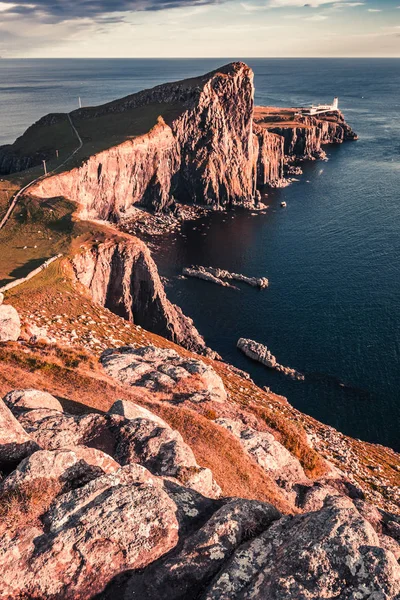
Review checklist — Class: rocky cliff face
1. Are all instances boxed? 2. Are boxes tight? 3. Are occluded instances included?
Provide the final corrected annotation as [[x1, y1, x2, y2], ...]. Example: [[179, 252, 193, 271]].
[[31, 63, 259, 218], [32, 117, 181, 220], [270, 111, 357, 160], [72, 237, 214, 357], [253, 124, 285, 187]]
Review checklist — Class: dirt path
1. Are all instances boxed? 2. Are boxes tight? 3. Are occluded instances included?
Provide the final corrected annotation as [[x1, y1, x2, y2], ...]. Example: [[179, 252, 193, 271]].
[[0, 113, 83, 231]]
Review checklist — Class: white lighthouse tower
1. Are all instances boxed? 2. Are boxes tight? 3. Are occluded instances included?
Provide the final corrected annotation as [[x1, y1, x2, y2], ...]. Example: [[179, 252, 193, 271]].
[[332, 97, 339, 111]]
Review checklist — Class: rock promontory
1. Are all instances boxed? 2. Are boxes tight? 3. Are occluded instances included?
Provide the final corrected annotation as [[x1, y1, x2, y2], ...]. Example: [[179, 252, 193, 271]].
[[1, 62, 356, 220]]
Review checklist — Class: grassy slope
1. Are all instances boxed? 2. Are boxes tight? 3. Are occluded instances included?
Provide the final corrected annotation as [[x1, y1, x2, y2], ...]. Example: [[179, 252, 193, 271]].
[[0, 99, 184, 287], [3, 264, 399, 514]]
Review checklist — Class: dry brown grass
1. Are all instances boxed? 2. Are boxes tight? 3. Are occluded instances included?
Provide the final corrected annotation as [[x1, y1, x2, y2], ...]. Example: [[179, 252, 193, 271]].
[[0, 342, 294, 513], [0, 478, 61, 535], [251, 405, 327, 479]]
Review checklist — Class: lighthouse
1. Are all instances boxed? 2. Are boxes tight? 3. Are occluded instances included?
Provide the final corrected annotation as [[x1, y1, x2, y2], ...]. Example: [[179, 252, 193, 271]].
[[333, 97, 339, 111]]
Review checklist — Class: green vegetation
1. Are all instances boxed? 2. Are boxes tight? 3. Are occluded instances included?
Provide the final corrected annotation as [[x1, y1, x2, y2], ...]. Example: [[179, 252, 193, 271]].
[[0, 194, 101, 287]]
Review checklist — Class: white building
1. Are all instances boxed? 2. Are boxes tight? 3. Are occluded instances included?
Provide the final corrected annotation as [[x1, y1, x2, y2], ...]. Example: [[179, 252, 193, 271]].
[[301, 97, 339, 116]]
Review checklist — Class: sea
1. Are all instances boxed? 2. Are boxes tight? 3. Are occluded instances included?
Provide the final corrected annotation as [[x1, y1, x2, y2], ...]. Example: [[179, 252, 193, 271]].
[[0, 58, 399, 451]]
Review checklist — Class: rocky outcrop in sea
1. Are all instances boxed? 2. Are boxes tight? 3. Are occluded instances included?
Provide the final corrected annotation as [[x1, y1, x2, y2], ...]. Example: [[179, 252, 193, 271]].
[[237, 337, 305, 380], [183, 266, 269, 289]]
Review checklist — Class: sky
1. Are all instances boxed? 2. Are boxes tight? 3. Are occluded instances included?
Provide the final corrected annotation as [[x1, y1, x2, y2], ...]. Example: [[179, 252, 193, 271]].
[[0, 0, 399, 58]]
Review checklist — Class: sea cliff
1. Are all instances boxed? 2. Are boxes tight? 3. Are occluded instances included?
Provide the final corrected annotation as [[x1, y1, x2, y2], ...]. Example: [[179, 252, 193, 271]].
[[3, 63, 356, 221], [72, 237, 214, 357]]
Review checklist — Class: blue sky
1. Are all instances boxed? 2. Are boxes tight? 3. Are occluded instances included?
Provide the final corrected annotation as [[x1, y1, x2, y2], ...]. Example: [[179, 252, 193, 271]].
[[0, 0, 399, 57]]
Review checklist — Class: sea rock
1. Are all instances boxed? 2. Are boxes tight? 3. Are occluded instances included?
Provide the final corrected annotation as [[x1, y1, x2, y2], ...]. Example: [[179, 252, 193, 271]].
[[237, 337, 304, 381], [109, 399, 169, 428], [101, 345, 227, 403], [72, 238, 216, 358], [125, 499, 281, 600], [0, 465, 180, 600], [203, 496, 400, 600], [0, 398, 39, 470], [183, 266, 238, 289], [1, 446, 120, 494], [0, 304, 21, 342], [4, 388, 63, 413], [183, 266, 268, 289], [16, 405, 221, 498], [216, 418, 306, 490]]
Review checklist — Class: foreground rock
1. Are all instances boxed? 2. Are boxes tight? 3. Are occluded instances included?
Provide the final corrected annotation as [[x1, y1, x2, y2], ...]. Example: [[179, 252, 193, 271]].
[[1, 387, 399, 600], [237, 337, 305, 381], [0, 398, 38, 471], [124, 499, 281, 600], [203, 496, 400, 600], [101, 345, 227, 403], [216, 418, 306, 492], [0, 303, 21, 342], [0, 465, 180, 600], [1, 447, 120, 494], [109, 399, 169, 428], [11, 397, 221, 498], [183, 266, 269, 290]]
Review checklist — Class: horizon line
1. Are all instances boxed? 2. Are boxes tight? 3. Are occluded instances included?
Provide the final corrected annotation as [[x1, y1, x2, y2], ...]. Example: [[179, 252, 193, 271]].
[[2, 56, 400, 60]]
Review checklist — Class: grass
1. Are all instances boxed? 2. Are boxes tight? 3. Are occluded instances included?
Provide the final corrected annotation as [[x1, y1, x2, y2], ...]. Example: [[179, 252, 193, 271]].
[[0, 341, 293, 513], [0, 478, 62, 535]]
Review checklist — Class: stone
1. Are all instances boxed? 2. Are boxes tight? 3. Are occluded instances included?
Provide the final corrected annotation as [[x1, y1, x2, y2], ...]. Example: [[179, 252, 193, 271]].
[[203, 496, 400, 600], [101, 345, 227, 403], [125, 499, 280, 600], [183, 266, 268, 289], [237, 337, 304, 380], [4, 388, 63, 413], [1, 446, 120, 494], [109, 399, 169, 428], [216, 418, 306, 490], [16, 406, 221, 498], [0, 398, 39, 470], [0, 304, 21, 341], [0, 465, 179, 600]]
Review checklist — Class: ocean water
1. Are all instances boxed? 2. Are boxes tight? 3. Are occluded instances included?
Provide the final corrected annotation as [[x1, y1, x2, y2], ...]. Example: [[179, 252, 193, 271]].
[[1, 58, 399, 450]]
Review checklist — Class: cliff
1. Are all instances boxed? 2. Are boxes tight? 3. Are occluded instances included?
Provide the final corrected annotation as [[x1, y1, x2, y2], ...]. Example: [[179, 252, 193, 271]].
[[72, 237, 214, 357], [254, 106, 358, 161], [21, 63, 260, 218], [9, 62, 355, 220]]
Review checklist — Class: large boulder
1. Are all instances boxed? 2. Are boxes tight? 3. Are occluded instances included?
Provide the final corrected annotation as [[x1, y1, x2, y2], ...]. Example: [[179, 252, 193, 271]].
[[0, 398, 39, 470], [125, 499, 281, 600], [4, 388, 63, 413], [202, 496, 400, 600], [0, 304, 21, 342], [1, 447, 120, 495], [109, 399, 169, 428], [101, 345, 227, 404], [0, 465, 180, 600], [216, 418, 306, 491], [16, 406, 221, 498]]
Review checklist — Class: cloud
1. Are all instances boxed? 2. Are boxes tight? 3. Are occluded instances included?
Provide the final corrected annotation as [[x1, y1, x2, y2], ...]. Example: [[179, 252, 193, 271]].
[[1, 0, 217, 22], [266, 0, 364, 6], [367, 8, 381, 11], [305, 13, 328, 19]]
